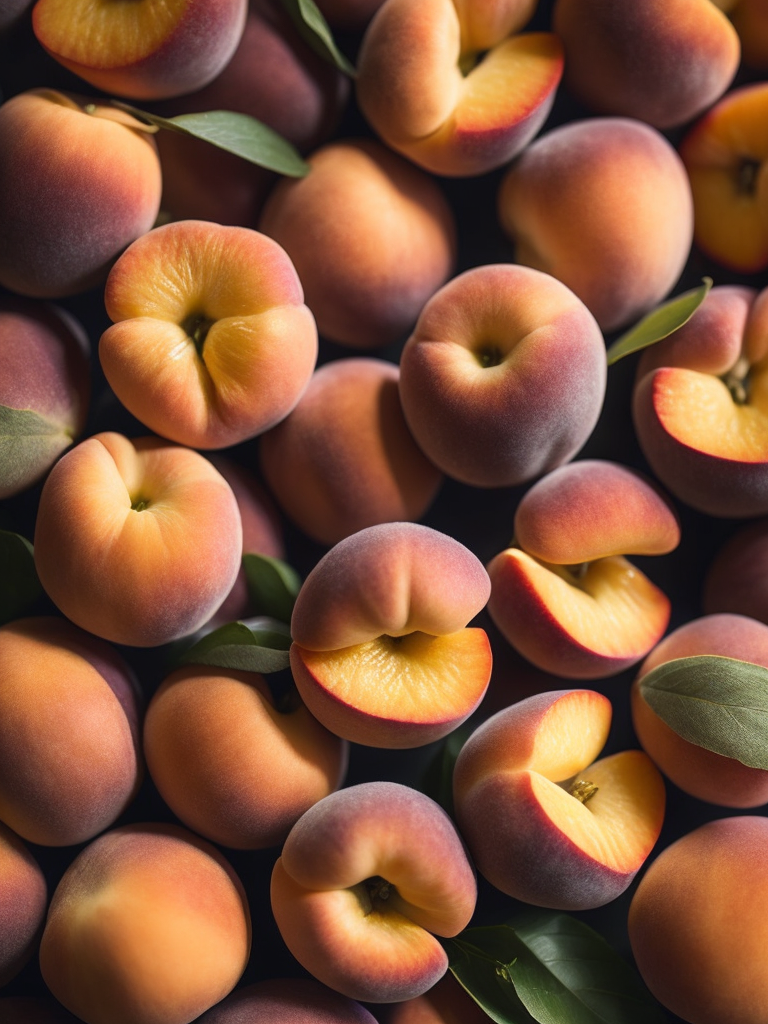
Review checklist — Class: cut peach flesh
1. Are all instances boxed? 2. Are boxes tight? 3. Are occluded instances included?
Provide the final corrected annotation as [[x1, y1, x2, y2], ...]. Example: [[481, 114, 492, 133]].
[[295, 628, 490, 724], [34, 0, 188, 66], [654, 364, 768, 460], [528, 750, 664, 871], [529, 691, 611, 780]]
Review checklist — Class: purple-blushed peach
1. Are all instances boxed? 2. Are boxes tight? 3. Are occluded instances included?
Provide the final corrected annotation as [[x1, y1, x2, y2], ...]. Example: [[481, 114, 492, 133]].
[[552, 0, 739, 128], [356, 0, 563, 176], [39, 823, 251, 1024], [0, 616, 142, 846], [100, 220, 318, 450], [487, 460, 679, 679], [703, 517, 768, 622], [33, 433, 243, 647], [143, 664, 348, 849], [497, 117, 694, 332], [258, 138, 456, 349], [632, 613, 768, 807], [0, 297, 90, 499], [270, 781, 477, 1002], [0, 821, 47, 986], [32, 0, 247, 100], [632, 284, 768, 518], [260, 358, 443, 545], [194, 978, 379, 1023], [289, 522, 492, 747], [398, 264, 606, 487], [453, 689, 666, 909], [629, 816, 768, 1024], [0, 90, 162, 299]]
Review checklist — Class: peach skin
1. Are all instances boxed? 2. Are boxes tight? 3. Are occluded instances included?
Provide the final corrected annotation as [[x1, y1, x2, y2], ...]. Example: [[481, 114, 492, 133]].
[[194, 978, 379, 1023], [39, 823, 251, 1024], [289, 522, 492, 747], [632, 284, 768, 517], [497, 117, 694, 332], [632, 613, 768, 807], [143, 664, 348, 849], [629, 816, 768, 1024], [32, 0, 247, 100], [379, 972, 490, 1024], [260, 357, 443, 545], [703, 517, 768, 622], [552, 0, 739, 129], [0, 297, 90, 499], [33, 433, 243, 647], [270, 781, 477, 1003], [453, 689, 666, 909], [398, 264, 606, 487], [0, 821, 47, 987], [258, 138, 456, 349], [355, 0, 563, 176], [100, 219, 318, 450], [0, 616, 142, 847], [0, 89, 161, 299], [487, 460, 679, 679]]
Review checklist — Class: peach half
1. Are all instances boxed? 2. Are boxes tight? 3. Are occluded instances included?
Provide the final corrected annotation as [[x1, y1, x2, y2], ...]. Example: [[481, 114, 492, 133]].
[[356, 0, 563, 176], [289, 522, 492, 747], [32, 0, 247, 100], [487, 461, 679, 679], [33, 433, 243, 647], [632, 284, 768, 517], [398, 264, 606, 488], [100, 220, 318, 449], [270, 781, 477, 1003], [453, 689, 666, 909]]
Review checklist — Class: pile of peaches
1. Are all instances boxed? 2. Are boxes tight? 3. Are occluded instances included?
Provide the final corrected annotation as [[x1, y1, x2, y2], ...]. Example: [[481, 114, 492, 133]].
[[3, 0, 768, 1022]]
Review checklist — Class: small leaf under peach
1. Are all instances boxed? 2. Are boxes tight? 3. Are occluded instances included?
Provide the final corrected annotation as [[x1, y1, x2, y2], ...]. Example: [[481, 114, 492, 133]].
[[606, 277, 712, 365], [180, 619, 292, 674]]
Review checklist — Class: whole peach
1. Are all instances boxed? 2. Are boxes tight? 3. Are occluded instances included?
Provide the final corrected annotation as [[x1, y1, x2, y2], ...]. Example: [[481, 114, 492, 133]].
[[0, 821, 47, 986], [195, 978, 379, 1022], [703, 517, 768, 622]]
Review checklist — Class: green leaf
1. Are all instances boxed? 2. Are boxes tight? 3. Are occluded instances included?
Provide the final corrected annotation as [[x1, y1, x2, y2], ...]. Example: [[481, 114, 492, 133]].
[[243, 553, 302, 625], [111, 103, 311, 177], [0, 530, 42, 626], [638, 654, 768, 769], [179, 619, 292, 674], [420, 722, 473, 816], [446, 929, 536, 1024], [0, 405, 72, 495], [605, 277, 712, 366], [279, 0, 357, 76]]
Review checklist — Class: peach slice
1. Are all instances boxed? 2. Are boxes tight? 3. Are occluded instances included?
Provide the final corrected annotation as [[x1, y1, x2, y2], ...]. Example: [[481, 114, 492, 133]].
[[270, 781, 477, 1003], [453, 689, 666, 909]]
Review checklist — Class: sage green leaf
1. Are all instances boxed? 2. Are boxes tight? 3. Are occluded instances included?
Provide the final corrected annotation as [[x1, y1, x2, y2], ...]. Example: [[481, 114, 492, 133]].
[[605, 277, 712, 366], [0, 405, 72, 496], [279, 0, 357, 76], [243, 553, 302, 625], [445, 928, 537, 1024], [638, 654, 768, 769], [112, 103, 310, 177], [0, 530, 42, 626], [180, 619, 292, 674]]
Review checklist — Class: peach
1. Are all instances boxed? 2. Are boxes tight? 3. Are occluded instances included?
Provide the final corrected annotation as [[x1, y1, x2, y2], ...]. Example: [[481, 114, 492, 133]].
[[703, 517, 768, 622], [100, 220, 318, 449], [143, 664, 348, 849], [33, 433, 243, 647], [32, 0, 247, 100], [258, 138, 456, 349], [39, 823, 251, 1024], [552, 0, 739, 129], [487, 460, 679, 679], [497, 117, 694, 332], [194, 978, 379, 1022], [398, 264, 606, 487], [628, 816, 768, 1024], [0, 821, 47, 986], [289, 522, 492, 747], [378, 972, 492, 1024], [260, 358, 443, 545], [0, 616, 142, 846], [632, 284, 768, 517], [270, 781, 477, 1002], [0, 89, 161, 298], [632, 613, 768, 807], [355, 0, 563, 177], [454, 689, 666, 909], [679, 82, 768, 273], [0, 297, 90, 499]]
